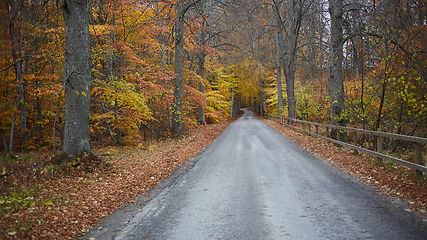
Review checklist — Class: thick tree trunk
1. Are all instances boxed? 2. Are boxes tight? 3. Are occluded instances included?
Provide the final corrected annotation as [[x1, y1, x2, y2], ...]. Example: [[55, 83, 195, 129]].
[[172, 0, 185, 134], [283, 1, 301, 121], [285, 0, 311, 121], [61, 0, 92, 157], [328, 0, 346, 138]]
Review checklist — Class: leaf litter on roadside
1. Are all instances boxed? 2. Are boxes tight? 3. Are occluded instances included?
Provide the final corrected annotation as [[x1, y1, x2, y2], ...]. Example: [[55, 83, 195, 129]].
[[0, 119, 233, 239], [263, 118, 427, 219]]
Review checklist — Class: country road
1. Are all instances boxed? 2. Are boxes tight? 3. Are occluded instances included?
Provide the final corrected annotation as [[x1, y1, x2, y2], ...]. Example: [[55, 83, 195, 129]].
[[112, 109, 426, 239]]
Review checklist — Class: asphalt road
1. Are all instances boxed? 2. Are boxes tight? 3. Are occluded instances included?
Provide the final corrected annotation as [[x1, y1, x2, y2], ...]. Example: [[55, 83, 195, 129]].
[[113, 109, 426, 239]]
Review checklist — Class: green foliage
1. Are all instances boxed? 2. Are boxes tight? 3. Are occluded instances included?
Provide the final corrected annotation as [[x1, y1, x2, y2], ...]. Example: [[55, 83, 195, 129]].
[[0, 191, 37, 212], [380, 160, 398, 170]]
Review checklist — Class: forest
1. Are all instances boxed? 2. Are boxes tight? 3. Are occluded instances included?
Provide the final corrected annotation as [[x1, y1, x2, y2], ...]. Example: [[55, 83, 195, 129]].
[[1, 0, 427, 238], [0, 0, 426, 156]]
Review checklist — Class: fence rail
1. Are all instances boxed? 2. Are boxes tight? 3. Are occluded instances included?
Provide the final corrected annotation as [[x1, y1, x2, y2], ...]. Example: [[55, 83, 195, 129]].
[[265, 113, 427, 175]]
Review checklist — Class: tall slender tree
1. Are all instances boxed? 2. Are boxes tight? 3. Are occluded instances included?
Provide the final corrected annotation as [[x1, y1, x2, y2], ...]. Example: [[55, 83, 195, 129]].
[[273, 0, 285, 116], [328, 0, 345, 137], [7, 0, 28, 151]]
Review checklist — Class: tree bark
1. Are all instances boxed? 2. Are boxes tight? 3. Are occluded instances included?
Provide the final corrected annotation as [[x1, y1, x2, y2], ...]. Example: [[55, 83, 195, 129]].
[[8, 0, 28, 150], [9, 91, 18, 153], [375, 39, 391, 133], [230, 85, 234, 117], [328, 0, 346, 138], [61, 0, 92, 157], [197, 30, 206, 125], [36, 93, 43, 145], [282, 0, 302, 121], [172, 0, 185, 134], [52, 99, 60, 151], [259, 75, 267, 117], [114, 99, 123, 145], [110, 2, 122, 145], [275, 7, 284, 116]]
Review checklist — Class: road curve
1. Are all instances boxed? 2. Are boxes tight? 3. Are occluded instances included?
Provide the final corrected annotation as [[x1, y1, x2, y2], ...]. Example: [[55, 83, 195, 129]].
[[115, 109, 426, 239]]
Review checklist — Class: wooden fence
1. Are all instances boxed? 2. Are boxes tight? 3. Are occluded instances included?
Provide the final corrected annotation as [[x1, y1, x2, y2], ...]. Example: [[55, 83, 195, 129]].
[[265, 114, 427, 177]]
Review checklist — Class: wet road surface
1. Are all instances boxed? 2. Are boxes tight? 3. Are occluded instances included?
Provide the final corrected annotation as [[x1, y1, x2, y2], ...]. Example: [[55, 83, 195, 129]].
[[113, 109, 426, 239]]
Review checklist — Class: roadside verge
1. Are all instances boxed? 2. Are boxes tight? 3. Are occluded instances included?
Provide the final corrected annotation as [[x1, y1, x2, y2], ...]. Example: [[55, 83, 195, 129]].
[[262, 118, 427, 221]]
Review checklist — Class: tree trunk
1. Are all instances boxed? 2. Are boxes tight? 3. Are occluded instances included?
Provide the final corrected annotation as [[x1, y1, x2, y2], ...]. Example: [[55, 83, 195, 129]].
[[275, 11, 284, 116], [114, 99, 123, 145], [197, 30, 206, 125], [61, 0, 92, 157], [283, 0, 301, 121], [36, 93, 43, 145], [172, 0, 185, 134], [375, 39, 391, 133], [1, 120, 7, 151], [9, 92, 18, 153], [328, 0, 346, 138], [52, 99, 60, 151], [259, 76, 266, 117], [8, 0, 28, 150], [101, 102, 114, 139], [17, 61, 27, 149], [110, 2, 122, 144], [230, 85, 234, 117]]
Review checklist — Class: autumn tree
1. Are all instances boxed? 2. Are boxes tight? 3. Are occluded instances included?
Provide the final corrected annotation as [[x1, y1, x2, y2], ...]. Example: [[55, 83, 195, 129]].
[[1, 0, 65, 152], [282, 0, 314, 120], [191, 0, 220, 125], [6, 0, 29, 152], [0, 0, 422, 154], [343, 0, 427, 137]]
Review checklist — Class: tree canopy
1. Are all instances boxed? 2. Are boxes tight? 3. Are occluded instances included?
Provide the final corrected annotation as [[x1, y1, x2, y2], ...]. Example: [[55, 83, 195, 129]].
[[0, 0, 426, 154]]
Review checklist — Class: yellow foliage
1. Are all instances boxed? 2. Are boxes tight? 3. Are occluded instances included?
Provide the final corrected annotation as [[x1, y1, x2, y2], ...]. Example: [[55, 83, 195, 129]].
[[92, 79, 154, 140], [205, 90, 230, 123]]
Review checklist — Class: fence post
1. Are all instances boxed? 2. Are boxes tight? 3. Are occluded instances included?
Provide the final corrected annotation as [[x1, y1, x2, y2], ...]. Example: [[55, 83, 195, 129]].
[[353, 132, 358, 155], [308, 124, 311, 133], [377, 128, 383, 163], [315, 125, 318, 135], [415, 132, 424, 178], [326, 127, 329, 137]]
